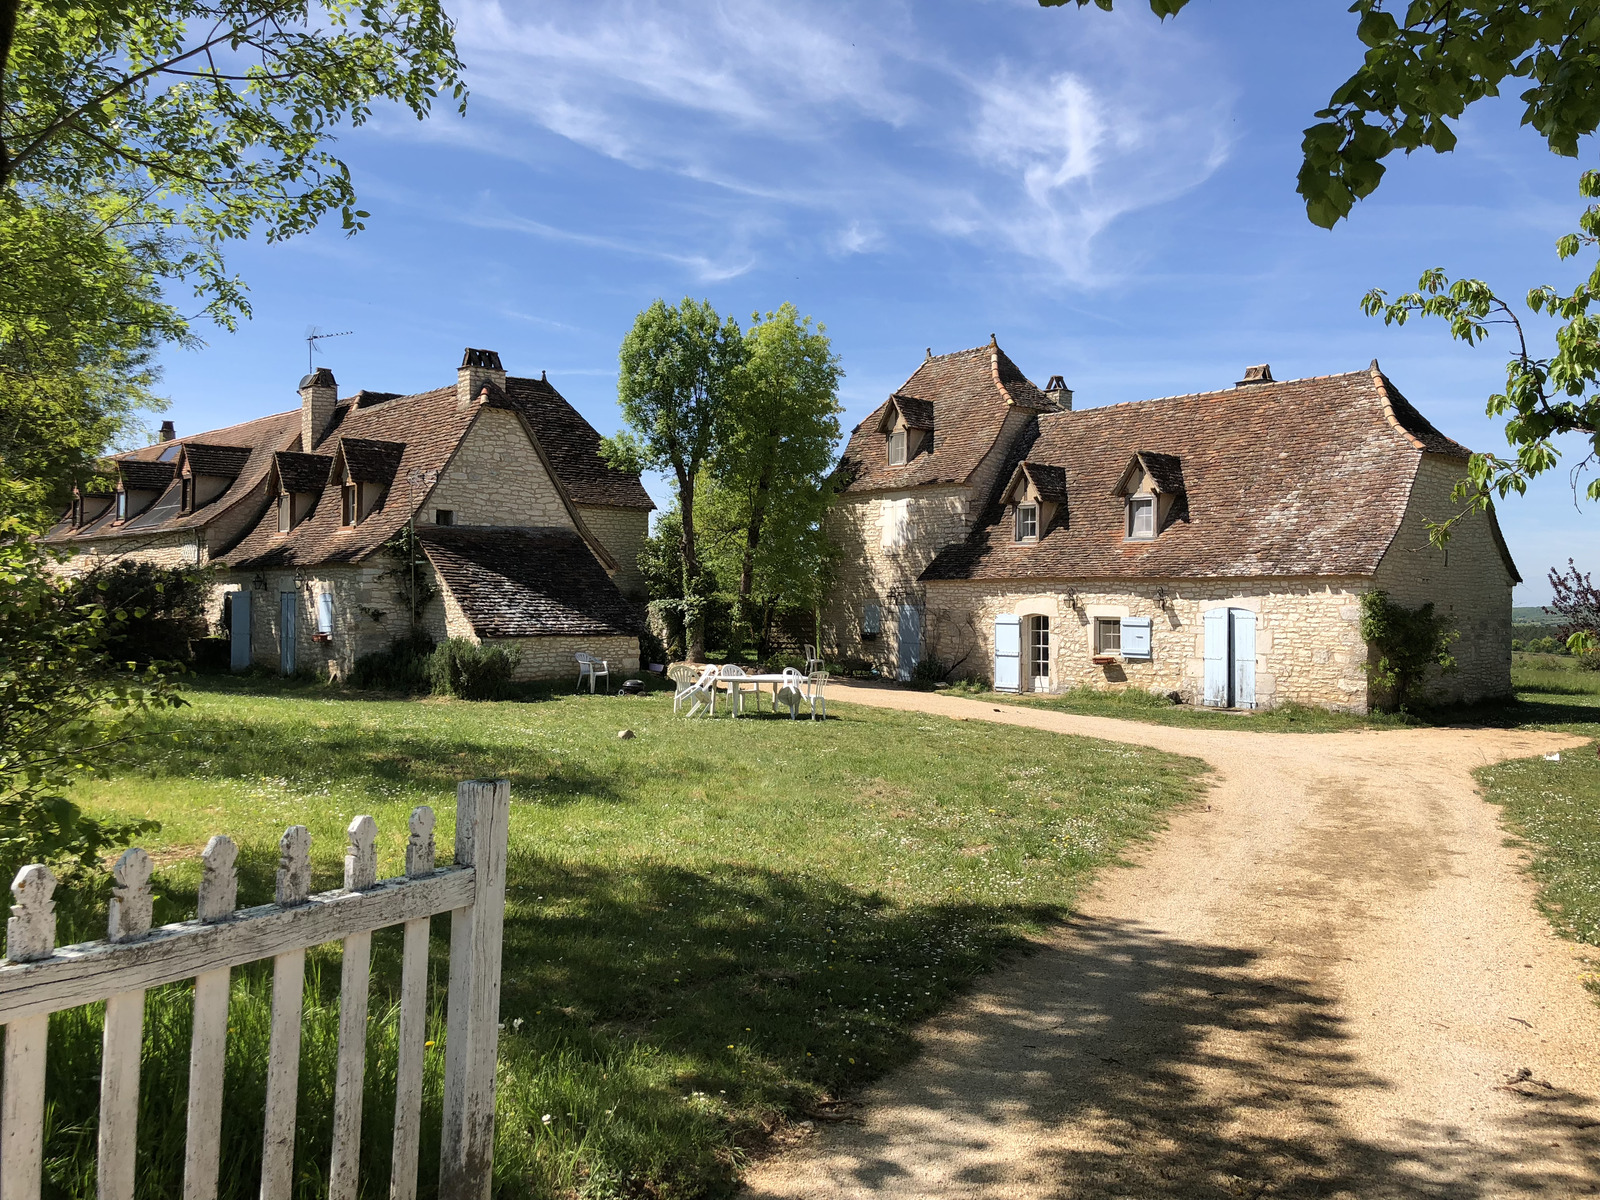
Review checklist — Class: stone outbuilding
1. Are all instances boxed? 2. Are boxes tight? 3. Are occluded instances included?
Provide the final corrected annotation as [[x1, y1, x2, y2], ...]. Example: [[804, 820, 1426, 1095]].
[[43, 349, 653, 682], [824, 340, 1517, 712]]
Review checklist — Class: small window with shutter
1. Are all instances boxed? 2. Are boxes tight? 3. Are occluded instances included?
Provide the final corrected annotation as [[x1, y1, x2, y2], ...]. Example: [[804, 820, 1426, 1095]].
[[317, 591, 335, 636], [887, 430, 908, 465], [1094, 618, 1122, 655], [1015, 504, 1038, 542], [861, 602, 882, 640], [1120, 617, 1152, 659], [277, 495, 292, 533], [341, 484, 358, 526], [1127, 496, 1155, 539]]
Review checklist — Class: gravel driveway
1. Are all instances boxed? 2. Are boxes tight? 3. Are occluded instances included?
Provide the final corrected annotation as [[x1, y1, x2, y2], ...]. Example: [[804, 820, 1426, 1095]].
[[742, 685, 1600, 1199]]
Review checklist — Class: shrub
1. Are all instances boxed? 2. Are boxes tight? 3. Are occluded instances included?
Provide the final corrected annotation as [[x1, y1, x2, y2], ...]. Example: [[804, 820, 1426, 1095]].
[[428, 638, 516, 700], [62, 560, 212, 665], [907, 656, 947, 690], [1359, 590, 1458, 711], [350, 632, 435, 693]]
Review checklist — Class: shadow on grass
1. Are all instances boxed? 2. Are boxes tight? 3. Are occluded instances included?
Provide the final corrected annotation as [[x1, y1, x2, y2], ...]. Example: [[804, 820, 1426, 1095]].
[[780, 916, 1600, 1199], [37, 852, 1057, 1199]]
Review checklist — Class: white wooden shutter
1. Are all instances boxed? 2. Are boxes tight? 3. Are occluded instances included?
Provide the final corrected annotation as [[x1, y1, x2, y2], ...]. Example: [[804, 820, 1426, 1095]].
[[994, 614, 1021, 692], [317, 591, 335, 635], [229, 591, 252, 671], [1202, 608, 1228, 707], [1232, 609, 1257, 709], [1120, 617, 1152, 659]]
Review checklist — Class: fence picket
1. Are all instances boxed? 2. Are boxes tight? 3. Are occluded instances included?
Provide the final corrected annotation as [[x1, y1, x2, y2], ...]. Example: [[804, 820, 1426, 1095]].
[[329, 816, 379, 1200], [99, 849, 154, 1200], [390, 807, 436, 1200], [3, 864, 56, 1200], [184, 837, 238, 1200], [261, 826, 312, 1200], [439, 780, 510, 1200]]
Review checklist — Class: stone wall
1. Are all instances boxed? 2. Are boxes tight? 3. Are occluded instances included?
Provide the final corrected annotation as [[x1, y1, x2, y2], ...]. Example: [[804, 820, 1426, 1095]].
[[577, 505, 650, 598], [1371, 453, 1515, 703], [50, 532, 203, 575], [424, 408, 576, 529], [822, 485, 972, 668], [921, 578, 1374, 711], [481, 633, 640, 682]]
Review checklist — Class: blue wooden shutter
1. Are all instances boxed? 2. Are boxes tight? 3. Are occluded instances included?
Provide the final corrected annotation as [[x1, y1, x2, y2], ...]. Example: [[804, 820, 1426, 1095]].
[[1120, 617, 1152, 659], [317, 591, 334, 635], [897, 606, 923, 681], [1202, 608, 1228, 707], [994, 614, 1021, 691], [1232, 609, 1257, 709], [280, 592, 297, 676], [229, 591, 252, 671]]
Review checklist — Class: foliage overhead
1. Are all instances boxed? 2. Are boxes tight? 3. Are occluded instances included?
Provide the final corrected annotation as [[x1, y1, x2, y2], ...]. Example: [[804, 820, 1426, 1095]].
[[0, 513, 182, 874]]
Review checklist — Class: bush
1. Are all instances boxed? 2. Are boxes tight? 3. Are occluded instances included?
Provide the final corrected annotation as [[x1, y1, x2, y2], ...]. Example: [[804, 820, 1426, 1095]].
[[1359, 590, 1458, 712], [428, 638, 516, 700], [191, 636, 230, 673], [350, 632, 435, 693], [61, 560, 212, 665]]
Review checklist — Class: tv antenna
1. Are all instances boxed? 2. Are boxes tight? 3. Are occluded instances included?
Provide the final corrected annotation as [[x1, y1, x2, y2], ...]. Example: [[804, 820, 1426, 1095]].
[[305, 326, 354, 373]]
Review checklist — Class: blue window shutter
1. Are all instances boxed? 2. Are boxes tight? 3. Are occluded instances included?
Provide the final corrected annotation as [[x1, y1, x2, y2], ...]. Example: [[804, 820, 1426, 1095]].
[[1203, 609, 1228, 707], [1232, 609, 1257, 709], [1120, 617, 1152, 659], [317, 591, 334, 635], [994, 614, 1021, 692]]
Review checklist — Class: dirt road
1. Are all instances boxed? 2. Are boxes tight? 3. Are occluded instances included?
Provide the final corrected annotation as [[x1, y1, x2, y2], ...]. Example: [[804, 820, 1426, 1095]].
[[742, 686, 1600, 1199]]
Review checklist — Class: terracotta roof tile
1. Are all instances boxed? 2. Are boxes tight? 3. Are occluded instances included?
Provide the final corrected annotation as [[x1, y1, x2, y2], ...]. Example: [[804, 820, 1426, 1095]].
[[274, 451, 334, 494], [922, 367, 1475, 584], [419, 526, 639, 638], [501, 376, 654, 509], [182, 443, 252, 478], [838, 341, 1059, 493], [119, 459, 176, 491], [338, 437, 406, 485]]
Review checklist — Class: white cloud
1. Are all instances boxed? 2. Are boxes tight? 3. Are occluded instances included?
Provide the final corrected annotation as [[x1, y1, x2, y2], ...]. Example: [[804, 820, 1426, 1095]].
[[413, 0, 1234, 282]]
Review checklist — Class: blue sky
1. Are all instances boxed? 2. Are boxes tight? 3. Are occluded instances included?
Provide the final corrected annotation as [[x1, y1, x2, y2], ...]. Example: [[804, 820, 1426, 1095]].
[[156, 0, 1595, 604]]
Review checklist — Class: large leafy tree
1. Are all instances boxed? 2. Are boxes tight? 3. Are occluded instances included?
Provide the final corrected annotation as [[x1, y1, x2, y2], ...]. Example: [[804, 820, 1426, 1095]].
[[711, 304, 842, 636], [603, 298, 747, 661], [0, 0, 466, 517]]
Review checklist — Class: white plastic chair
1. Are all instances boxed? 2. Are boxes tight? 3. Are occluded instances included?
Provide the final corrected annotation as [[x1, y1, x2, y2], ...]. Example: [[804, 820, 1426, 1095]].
[[774, 667, 807, 719], [575, 652, 610, 694], [718, 663, 754, 716], [675, 665, 719, 716], [803, 670, 829, 721], [804, 643, 821, 675]]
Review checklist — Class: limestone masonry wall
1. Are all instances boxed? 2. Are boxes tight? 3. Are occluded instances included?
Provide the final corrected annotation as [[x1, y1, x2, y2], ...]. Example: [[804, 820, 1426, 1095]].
[[425, 408, 575, 529], [482, 634, 640, 682], [576, 505, 650, 598], [1371, 453, 1514, 704], [921, 578, 1373, 710]]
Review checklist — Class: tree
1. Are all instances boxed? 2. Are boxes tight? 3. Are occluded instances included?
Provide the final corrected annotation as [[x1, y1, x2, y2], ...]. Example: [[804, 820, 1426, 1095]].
[[602, 298, 747, 660], [710, 305, 843, 643], [1547, 558, 1600, 657], [1359, 589, 1459, 711], [0, 0, 467, 516], [0, 513, 181, 879]]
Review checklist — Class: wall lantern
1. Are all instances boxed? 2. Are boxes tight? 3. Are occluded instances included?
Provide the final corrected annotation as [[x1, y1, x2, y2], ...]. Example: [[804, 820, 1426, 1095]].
[[1064, 586, 1078, 608], [1155, 586, 1168, 607], [250, 572, 268, 591]]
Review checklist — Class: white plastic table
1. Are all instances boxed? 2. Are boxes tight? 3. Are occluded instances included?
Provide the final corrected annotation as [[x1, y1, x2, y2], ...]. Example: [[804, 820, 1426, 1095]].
[[717, 673, 816, 717]]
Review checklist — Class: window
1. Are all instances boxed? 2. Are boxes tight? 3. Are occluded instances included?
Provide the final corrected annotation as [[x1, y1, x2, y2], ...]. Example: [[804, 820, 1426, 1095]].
[[277, 494, 292, 533], [887, 429, 907, 465], [115, 491, 127, 520], [435, 509, 455, 526], [341, 483, 358, 526], [181, 478, 193, 512], [1127, 496, 1155, 539], [880, 498, 912, 551], [1029, 615, 1050, 688], [1015, 504, 1039, 542], [861, 602, 882, 639], [1094, 617, 1122, 655]]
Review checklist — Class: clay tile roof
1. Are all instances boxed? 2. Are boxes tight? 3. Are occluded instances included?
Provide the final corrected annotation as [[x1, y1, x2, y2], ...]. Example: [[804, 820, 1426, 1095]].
[[182, 443, 252, 478], [500, 376, 654, 509], [274, 451, 334, 494], [838, 341, 1058, 493], [1114, 450, 1185, 496], [119, 459, 176, 491], [338, 437, 406, 485], [418, 526, 639, 638], [921, 367, 1480, 584], [890, 395, 935, 429], [1017, 461, 1068, 502]]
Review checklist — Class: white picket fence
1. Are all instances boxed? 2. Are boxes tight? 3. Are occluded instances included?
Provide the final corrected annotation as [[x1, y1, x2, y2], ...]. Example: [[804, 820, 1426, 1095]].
[[0, 778, 510, 1200]]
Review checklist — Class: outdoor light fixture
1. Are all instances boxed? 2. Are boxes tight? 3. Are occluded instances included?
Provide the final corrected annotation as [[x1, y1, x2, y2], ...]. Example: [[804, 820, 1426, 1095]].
[[1155, 586, 1168, 606], [251, 572, 268, 591], [1064, 587, 1078, 608]]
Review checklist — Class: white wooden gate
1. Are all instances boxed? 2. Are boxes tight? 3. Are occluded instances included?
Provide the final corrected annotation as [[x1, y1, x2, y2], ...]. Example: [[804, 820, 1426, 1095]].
[[994, 614, 1021, 692], [0, 779, 510, 1200]]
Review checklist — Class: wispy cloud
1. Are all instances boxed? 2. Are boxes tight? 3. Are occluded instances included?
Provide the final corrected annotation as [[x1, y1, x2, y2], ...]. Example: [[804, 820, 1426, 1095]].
[[406, 0, 1234, 282]]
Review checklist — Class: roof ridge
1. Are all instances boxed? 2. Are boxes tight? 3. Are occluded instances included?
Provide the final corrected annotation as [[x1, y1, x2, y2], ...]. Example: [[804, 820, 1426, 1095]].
[[1035, 368, 1376, 419]]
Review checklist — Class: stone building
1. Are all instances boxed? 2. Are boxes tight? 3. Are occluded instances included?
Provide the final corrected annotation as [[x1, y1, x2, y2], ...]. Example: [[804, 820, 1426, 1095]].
[[42, 349, 653, 682], [823, 339, 1517, 712]]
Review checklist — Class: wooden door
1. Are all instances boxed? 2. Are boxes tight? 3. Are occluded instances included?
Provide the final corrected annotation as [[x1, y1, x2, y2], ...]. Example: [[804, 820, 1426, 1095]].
[[1028, 615, 1051, 692], [229, 591, 252, 671], [1203, 608, 1228, 706], [1232, 609, 1257, 709], [280, 592, 297, 676], [994, 614, 1021, 692], [897, 605, 922, 682]]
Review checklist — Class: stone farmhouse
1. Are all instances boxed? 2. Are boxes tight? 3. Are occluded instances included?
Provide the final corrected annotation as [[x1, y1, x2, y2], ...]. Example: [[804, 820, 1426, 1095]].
[[824, 339, 1517, 712], [42, 349, 653, 681]]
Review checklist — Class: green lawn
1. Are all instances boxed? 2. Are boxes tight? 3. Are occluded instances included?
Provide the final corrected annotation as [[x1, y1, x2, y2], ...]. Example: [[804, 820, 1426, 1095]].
[[1477, 654, 1600, 994], [49, 678, 1207, 1199]]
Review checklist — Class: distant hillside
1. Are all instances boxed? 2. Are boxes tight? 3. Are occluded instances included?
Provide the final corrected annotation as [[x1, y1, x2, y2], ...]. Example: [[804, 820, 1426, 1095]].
[[1513, 606, 1562, 625]]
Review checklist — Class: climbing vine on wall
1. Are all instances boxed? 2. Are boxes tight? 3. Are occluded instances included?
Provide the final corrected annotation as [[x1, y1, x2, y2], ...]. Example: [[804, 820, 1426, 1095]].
[[1359, 590, 1459, 712]]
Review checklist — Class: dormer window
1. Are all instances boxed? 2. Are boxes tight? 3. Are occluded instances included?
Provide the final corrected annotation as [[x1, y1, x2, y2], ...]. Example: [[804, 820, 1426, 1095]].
[[1127, 496, 1156, 539], [181, 478, 193, 513], [887, 430, 908, 466], [1015, 504, 1039, 542], [115, 491, 127, 520], [278, 494, 292, 533], [341, 483, 359, 526]]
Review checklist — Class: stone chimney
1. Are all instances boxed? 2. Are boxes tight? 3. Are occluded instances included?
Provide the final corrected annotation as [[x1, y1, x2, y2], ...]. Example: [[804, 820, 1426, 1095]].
[[1236, 364, 1275, 387], [299, 367, 338, 449], [1044, 374, 1073, 410], [158, 419, 176, 442], [457, 348, 506, 410]]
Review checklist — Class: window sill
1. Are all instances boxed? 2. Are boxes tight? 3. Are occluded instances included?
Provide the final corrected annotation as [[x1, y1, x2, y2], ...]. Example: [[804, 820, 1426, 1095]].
[[1091, 654, 1118, 665]]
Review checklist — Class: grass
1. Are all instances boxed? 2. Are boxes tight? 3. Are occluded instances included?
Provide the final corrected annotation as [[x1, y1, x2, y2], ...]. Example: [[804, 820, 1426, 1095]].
[[43, 676, 1208, 1199], [1477, 653, 1600, 994]]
